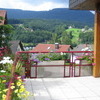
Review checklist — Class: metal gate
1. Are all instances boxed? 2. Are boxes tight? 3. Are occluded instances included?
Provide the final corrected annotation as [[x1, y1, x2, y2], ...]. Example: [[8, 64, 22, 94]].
[[30, 60, 65, 78]]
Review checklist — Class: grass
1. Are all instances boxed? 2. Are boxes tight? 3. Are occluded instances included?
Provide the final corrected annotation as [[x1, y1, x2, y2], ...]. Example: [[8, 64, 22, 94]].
[[66, 28, 81, 44]]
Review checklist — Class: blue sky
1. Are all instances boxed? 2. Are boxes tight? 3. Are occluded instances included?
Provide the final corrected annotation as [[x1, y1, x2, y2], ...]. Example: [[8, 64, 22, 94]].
[[0, 0, 69, 11]]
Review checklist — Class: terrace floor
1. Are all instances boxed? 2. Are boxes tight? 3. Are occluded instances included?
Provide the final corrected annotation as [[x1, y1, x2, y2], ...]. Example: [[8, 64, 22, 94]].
[[25, 76, 100, 100]]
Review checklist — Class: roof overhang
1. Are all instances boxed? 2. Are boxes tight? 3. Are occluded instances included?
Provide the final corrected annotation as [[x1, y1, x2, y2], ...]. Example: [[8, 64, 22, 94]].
[[69, 0, 100, 11]]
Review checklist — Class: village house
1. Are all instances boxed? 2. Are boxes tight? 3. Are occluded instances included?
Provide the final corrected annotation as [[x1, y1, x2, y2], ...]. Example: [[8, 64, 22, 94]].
[[0, 10, 7, 25], [70, 44, 93, 64], [9, 40, 24, 54], [31, 43, 73, 53]]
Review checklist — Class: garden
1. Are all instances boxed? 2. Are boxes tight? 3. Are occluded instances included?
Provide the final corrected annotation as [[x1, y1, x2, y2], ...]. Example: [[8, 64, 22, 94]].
[[0, 16, 32, 100], [0, 53, 32, 100]]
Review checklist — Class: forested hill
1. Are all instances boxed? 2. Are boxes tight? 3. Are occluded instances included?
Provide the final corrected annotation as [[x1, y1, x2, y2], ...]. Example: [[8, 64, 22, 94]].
[[0, 8, 94, 25]]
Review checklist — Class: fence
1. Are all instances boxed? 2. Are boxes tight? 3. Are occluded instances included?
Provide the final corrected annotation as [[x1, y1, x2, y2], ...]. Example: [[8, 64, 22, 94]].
[[16, 51, 93, 78]]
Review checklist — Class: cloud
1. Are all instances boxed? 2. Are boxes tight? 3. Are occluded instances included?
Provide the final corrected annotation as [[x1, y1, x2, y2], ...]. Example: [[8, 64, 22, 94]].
[[0, 0, 69, 11], [20, 0, 68, 5], [30, 1, 68, 11], [0, 0, 11, 8]]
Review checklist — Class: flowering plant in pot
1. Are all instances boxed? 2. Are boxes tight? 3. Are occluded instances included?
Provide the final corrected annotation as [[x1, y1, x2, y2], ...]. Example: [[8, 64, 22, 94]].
[[76, 53, 94, 65]]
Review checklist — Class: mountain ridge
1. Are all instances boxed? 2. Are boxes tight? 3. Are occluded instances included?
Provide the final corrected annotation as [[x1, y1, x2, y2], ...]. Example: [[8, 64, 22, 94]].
[[0, 8, 94, 25]]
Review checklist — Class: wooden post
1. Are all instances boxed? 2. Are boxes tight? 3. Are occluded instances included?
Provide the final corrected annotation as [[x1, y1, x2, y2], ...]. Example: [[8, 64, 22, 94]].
[[93, 11, 100, 77]]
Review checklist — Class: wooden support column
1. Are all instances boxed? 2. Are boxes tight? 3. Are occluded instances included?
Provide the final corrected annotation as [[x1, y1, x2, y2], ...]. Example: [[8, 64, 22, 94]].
[[93, 11, 100, 77]]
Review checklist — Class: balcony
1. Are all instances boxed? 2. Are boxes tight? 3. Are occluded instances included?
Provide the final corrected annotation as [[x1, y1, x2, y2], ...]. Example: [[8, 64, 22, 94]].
[[0, 50, 96, 99], [25, 76, 100, 100]]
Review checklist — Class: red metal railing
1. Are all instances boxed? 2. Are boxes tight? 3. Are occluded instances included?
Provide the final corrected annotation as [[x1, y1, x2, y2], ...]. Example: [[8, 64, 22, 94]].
[[0, 47, 9, 60], [0, 48, 5, 60], [16, 51, 93, 78]]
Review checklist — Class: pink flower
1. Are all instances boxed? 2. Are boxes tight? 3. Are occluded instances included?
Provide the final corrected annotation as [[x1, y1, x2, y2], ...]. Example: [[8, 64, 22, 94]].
[[92, 63, 96, 66], [85, 53, 89, 56]]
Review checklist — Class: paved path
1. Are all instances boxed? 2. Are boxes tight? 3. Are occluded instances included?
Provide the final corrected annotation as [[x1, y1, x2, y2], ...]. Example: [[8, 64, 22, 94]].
[[25, 76, 100, 100]]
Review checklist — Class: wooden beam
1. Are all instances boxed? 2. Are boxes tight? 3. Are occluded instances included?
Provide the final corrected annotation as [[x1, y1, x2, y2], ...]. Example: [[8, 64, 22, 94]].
[[69, 0, 100, 10], [93, 11, 100, 77]]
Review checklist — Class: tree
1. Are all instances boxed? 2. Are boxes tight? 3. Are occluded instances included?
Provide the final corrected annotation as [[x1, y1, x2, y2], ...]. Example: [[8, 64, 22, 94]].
[[51, 33, 58, 43], [60, 31, 72, 45], [0, 17, 13, 47], [79, 30, 94, 44]]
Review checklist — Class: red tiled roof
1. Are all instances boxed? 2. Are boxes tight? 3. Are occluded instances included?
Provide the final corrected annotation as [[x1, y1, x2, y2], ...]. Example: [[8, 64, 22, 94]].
[[0, 10, 7, 25], [31, 44, 71, 52]]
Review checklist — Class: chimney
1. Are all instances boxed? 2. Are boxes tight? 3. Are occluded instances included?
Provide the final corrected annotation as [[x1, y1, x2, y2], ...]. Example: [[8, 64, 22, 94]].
[[55, 43, 59, 49]]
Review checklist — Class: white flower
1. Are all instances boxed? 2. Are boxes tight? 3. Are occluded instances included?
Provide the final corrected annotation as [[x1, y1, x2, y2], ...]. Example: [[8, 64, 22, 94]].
[[8, 60, 13, 64], [3, 57, 11, 60], [81, 47, 92, 51], [0, 60, 6, 64], [0, 59, 9, 64], [0, 57, 13, 64], [61, 52, 63, 55], [0, 70, 6, 72]]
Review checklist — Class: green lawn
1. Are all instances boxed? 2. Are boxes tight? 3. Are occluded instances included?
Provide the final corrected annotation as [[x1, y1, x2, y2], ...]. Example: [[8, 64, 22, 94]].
[[66, 28, 81, 44]]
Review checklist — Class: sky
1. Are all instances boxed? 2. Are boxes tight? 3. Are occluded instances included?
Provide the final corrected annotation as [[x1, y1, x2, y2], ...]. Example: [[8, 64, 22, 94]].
[[0, 0, 69, 11]]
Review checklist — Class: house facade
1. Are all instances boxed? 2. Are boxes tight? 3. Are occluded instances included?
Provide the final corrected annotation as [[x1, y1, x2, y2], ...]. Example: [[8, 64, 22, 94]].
[[0, 10, 7, 25]]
